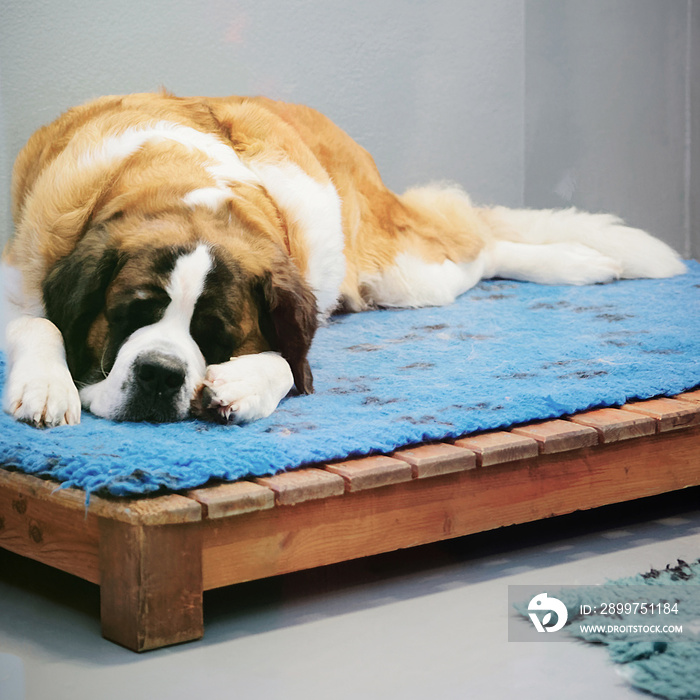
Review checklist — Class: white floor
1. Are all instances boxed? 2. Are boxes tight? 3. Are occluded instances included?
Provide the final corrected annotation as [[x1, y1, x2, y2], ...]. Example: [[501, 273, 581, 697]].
[[1, 488, 699, 700]]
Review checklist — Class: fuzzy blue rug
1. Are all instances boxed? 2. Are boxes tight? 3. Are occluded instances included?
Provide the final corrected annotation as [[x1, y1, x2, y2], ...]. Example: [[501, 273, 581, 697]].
[[1, 261, 699, 497]]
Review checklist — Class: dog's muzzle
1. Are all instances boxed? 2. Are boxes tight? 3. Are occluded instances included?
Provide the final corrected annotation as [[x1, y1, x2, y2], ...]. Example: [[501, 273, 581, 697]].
[[120, 351, 189, 422]]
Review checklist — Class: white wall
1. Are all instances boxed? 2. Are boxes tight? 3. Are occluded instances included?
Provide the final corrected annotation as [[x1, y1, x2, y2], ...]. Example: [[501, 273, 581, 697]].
[[0, 0, 697, 258], [525, 0, 695, 257]]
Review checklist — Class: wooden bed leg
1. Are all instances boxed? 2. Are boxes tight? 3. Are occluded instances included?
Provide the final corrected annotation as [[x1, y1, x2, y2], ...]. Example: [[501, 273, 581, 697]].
[[98, 518, 203, 651]]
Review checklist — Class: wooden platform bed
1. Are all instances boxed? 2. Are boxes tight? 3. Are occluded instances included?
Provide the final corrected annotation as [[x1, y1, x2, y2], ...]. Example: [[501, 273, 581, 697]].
[[2, 392, 699, 652]]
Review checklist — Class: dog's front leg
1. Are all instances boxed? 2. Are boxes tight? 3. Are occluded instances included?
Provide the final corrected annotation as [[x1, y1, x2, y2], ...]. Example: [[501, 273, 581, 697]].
[[3, 316, 81, 427], [192, 351, 294, 424]]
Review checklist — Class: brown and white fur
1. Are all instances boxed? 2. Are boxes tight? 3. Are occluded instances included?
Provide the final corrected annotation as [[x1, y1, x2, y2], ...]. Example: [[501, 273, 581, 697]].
[[1, 92, 686, 428]]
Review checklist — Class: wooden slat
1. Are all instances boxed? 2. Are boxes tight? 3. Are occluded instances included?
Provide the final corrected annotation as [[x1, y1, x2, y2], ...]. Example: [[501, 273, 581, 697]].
[[186, 481, 275, 518], [674, 389, 700, 404], [621, 398, 700, 432], [511, 419, 598, 454], [101, 494, 202, 526], [256, 468, 345, 506], [454, 431, 539, 467], [325, 455, 413, 492], [569, 408, 657, 443], [392, 443, 476, 478], [201, 427, 700, 590]]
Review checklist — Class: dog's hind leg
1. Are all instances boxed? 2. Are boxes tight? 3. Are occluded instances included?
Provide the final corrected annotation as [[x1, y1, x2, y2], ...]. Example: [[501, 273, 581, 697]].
[[358, 252, 489, 308], [355, 183, 490, 309], [484, 239, 624, 286], [481, 206, 686, 282]]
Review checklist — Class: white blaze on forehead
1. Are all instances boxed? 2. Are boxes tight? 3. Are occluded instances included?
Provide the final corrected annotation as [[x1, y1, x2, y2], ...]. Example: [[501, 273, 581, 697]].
[[164, 244, 213, 325]]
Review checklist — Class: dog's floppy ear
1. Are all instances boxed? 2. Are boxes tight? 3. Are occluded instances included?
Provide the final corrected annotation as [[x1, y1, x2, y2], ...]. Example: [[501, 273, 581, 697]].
[[42, 227, 123, 379], [257, 259, 318, 395]]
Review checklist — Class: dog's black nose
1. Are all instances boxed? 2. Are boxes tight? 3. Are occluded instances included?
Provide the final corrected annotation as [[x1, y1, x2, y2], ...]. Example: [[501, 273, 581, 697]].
[[134, 354, 186, 397], [119, 353, 188, 423]]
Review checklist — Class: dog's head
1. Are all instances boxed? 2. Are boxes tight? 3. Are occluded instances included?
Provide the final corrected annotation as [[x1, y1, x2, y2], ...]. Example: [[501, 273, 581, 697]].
[[42, 214, 317, 422]]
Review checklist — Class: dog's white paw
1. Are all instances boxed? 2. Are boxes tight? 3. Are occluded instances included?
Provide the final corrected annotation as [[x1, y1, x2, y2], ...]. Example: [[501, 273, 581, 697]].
[[544, 243, 623, 285], [194, 352, 294, 424], [3, 360, 81, 427], [489, 239, 625, 286]]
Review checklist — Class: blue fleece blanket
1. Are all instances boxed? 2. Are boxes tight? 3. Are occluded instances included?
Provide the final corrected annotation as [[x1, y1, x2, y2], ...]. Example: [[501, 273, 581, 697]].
[[1, 262, 699, 497]]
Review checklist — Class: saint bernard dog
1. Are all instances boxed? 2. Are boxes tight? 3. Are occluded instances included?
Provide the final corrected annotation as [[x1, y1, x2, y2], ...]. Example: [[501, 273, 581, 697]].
[[1, 92, 686, 428]]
